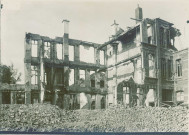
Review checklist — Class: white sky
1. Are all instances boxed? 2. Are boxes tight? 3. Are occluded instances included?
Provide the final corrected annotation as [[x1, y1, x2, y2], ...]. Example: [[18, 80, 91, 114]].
[[1, 0, 189, 83]]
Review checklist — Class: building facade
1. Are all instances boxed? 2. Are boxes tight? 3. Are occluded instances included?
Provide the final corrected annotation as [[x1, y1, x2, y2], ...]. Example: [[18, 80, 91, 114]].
[[24, 20, 107, 109], [1, 6, 188, 108], [99, 6, 180, 107]]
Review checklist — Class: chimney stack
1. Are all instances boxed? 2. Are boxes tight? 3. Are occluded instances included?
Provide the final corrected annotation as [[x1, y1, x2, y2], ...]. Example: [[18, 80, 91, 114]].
[[62, 19, 70, 62], [135, 4, 143, 24], [111, 20, 119, 37], [62, 19, 69, 36]]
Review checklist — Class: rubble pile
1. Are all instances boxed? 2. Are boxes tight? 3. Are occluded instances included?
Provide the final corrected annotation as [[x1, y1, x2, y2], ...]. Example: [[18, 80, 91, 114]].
[[0, 104, 78, 132], [60, 106, 188, 132], [0, 104, 188, 132]]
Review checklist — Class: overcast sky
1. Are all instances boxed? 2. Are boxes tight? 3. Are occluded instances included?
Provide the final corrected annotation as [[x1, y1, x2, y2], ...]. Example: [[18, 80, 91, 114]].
[[1, 0, 189, 83]]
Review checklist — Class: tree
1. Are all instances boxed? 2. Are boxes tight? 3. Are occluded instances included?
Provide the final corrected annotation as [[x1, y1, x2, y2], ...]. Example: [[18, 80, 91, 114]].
[[0, 64, 21, 84]]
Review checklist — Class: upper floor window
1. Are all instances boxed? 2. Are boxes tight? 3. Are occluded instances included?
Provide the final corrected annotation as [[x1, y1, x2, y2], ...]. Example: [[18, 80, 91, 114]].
[[91, 80, 95, 87], [147, 26, 152, 44], [160, 27, 170, 47], [107, 45, 113, 57], [44, 42, 51, 58], [79, 70, 85, 80], [90, 70, 95, 75], [100, 50, 105, 65], [117, 42, 122, 52], [32, 40, 38, 45], [100, 80, 104, 88], [148, 36, 152, 44], [31, 65, 38, 85], [160, 27, 164, 46], [136, 58, 141, 68], [69, 69, 74, 86], [57, 43, 63, 60], [31, 40, 38, 57], [149, 54, 155, 78], [80, 45, 94, 63], [148, 54, 154, 68], [167, 30, 170, 45], [69, 45, 74, 61], [176, 59, 182, 77], [168, 60, 172, 79]]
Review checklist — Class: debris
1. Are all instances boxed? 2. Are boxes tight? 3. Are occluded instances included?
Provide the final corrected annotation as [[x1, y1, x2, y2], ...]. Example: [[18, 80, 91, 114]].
[[0, 104, 188, 132]]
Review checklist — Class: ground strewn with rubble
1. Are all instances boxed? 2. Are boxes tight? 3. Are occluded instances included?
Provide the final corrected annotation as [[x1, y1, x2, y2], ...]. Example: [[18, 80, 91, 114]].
[[0, 104, 188, 132]]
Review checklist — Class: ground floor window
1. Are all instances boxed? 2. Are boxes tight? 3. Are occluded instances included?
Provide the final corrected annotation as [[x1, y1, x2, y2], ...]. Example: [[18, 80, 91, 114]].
[[101, 97, 106, 109], [31, 65, 38, 85], [2, 92, 11, 104], [31, 92, 40, 104], [145, 89, 155, 107], [122, 87, 130, 105], [162, 89, 173, 102], [176, 91, 184, 102], [91, 101, 95, 110], [15, 92, 25, 104]]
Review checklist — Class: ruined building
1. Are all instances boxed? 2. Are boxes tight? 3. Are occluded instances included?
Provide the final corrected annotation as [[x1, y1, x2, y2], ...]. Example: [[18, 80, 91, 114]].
[[1, 6, 187, 108], [24, 20, 107, 109], [99, 5, 181, 107]]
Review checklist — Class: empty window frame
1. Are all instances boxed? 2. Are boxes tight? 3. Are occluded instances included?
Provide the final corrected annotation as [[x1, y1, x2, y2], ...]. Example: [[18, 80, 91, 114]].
[[117, 42, 122, 52], [56, 69, 63, 85], [167, 30, 170, 45], [168, 60, 172, 79], [162, 89, 173, 102], [148, 36, 152, 44], [69, 69, 74, 86], [90, 70, 95, 75], [107, 45, 113, 56], [160, 27, 164, 46], [79, 70, 85, 80], [31, 65, 38, 85], [57, 43, 63, 60], [176, 91, 184, 102], [176, 59, 182, 77], [123, 87, 130, 105], [147, 26, 152, 44], [80, 45, 94, 63], [100, 80, 104, 88], [100, 50, 105, 65], [148, 54, 154, 77], [31, 40, 38, 57], [91, 80, 95, 87], [44, 42, 51, 58], [69, 45, 74, 61]]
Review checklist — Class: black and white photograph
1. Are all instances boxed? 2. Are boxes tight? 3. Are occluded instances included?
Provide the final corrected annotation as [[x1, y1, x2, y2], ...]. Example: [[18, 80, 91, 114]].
[[0, 0, 188, 134]]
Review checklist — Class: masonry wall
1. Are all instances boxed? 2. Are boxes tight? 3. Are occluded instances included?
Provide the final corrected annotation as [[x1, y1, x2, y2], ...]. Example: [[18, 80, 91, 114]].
[[173, 48, 188, 104], [106, 18, 179, 107], [24, 32, 107, 109]]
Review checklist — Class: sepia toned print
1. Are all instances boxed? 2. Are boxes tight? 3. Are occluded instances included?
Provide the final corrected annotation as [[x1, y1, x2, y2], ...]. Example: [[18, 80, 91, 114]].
[[0, 0, 188, 133]]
